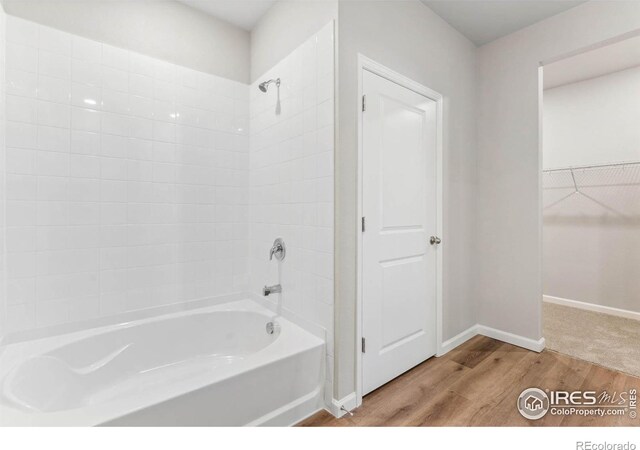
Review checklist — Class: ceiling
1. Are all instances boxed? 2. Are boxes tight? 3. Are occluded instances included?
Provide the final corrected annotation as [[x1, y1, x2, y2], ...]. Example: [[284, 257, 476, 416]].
[[421, 0, 587, 46], [177, 1, 588, 41], [177, 0, 276, 30], [544, 35, 640, 90], [176, 0, 587, 39]]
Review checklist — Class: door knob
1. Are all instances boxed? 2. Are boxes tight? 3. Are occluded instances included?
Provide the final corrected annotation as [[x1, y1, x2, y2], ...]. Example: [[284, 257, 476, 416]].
[[430, 236, 441, 245]]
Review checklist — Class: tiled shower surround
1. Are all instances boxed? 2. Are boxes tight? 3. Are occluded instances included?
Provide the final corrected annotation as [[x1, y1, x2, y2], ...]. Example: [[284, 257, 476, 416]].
[[2, 16, 250, 333], [249, 23, 335, 362], [0, 7, 6, 332], [0, 13, 335, 372], [249, 22, 334, 399]]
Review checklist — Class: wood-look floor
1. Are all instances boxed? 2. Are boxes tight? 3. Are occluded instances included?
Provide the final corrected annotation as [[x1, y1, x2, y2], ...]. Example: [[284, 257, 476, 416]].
[[299, 336, 640, 426]]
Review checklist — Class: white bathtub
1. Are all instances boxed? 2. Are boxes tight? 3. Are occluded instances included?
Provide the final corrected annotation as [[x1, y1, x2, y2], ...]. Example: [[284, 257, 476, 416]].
[[0, 299, 325, 426]]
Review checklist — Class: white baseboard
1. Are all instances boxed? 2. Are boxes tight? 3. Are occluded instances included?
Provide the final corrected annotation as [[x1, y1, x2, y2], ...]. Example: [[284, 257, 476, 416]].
[[438, 324, 479, 356], [477, 325, 545, 353], [437, 323, 544, 356], [329, 392, 357, 418], [543, 295, 640, 321]]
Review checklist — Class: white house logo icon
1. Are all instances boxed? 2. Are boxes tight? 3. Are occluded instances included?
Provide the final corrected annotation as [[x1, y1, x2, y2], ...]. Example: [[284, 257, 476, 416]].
[[517, 388, 550, 420], [525, 395, 543, 411]]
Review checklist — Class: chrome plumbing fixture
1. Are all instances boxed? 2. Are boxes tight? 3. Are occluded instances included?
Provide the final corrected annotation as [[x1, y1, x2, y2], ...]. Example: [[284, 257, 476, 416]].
[[263, 284, 282, 296], [269, 238, 286, 261], [265, 321, 280, 335], [258, 78, 280, 92], [258, 78, 282, 114]]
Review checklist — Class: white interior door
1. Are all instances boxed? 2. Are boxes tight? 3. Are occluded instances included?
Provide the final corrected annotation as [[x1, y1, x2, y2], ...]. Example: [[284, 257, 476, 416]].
[[361, 69, 439, 395]]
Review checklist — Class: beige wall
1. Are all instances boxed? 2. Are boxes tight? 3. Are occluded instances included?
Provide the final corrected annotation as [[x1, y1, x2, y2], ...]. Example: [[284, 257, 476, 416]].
[[543, 66, 640, 313], [543, 66, 640, 169], [2, 0, 250, 83], [250, 0, 337, 82], [335, 0, 478, 400], [544, 223, 640, 312], [476, 1, 640, 341]]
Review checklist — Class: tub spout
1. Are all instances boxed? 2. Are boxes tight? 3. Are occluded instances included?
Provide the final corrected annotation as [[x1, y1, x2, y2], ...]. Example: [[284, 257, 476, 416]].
[[263, 284, 282, 296]]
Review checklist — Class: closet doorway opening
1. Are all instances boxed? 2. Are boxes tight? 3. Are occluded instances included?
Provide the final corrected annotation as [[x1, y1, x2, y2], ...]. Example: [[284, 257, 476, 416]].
[[541, 33, 640, 376]]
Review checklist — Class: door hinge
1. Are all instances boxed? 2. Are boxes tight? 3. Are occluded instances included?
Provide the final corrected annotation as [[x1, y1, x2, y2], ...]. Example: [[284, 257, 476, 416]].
[[361, 216, 365, 232], [362, 94, 366, 112], [361, 337, 366, 353]]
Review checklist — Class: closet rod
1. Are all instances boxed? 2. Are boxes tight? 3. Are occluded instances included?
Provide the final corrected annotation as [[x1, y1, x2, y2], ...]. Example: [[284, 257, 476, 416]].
[[543, 160, 640, 173]]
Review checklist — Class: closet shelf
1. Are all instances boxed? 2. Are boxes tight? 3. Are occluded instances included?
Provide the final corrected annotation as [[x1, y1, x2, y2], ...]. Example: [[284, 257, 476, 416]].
[[543, 160, 640, 190], [543, 160, 640, 173], [542, 161, 640, 216]]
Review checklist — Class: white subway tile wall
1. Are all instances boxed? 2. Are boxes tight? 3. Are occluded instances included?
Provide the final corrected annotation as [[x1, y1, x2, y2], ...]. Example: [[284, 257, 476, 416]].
[[0, 6, 6, 336], [2, 17, 250, 332], [249, 22, 335, 384], [0, 17, 337, 402]]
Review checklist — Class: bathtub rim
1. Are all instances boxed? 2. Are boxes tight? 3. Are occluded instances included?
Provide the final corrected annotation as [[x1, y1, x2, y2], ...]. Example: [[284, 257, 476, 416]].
[[0, 298, 325, 426], [0, 292, 251, 347]]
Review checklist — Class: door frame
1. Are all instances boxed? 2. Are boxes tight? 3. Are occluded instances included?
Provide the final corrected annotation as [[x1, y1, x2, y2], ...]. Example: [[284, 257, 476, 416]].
[[356, 54, 444, 406]]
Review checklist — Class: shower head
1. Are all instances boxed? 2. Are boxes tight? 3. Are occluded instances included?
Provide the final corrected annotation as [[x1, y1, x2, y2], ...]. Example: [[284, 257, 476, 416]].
[[258, 78, 280, 92]]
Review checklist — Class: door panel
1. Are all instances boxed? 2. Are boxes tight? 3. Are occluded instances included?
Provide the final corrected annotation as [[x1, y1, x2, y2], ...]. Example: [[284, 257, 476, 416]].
[[380, 96, 426, 229], [362, 69, 438, 395]]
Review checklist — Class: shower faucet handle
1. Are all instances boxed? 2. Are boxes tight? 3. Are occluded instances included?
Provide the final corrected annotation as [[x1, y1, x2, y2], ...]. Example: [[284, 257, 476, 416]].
[[269, 238, 286, 261]]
